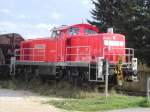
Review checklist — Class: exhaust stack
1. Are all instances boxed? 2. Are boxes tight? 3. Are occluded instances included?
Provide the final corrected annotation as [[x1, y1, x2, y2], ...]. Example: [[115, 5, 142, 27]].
[[107, 28, 113, 34]]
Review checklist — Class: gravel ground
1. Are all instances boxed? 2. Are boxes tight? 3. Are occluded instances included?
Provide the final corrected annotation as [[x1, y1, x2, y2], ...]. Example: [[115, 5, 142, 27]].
[[0, 89, 66, 112], [0, 89, 150, 112]]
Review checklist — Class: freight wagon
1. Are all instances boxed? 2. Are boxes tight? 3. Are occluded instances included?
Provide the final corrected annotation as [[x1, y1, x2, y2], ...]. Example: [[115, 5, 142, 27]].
[[0, 33, 24, 78]]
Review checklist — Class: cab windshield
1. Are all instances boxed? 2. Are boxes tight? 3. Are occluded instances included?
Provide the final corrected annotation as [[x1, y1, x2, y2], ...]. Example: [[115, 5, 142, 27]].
[[68, 27, 80, 36], [85, 29, 97, 35]]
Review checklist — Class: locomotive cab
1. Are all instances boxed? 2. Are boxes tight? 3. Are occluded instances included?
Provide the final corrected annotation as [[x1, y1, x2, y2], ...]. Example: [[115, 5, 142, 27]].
[[50, 24, 137, 84]]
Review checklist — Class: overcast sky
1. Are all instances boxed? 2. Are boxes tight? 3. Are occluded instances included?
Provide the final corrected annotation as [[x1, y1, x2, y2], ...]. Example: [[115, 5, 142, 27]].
[[0, 0, 94, 39]]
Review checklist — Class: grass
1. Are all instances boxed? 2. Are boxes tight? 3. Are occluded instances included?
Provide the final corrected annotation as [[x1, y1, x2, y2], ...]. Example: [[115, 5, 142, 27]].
[[32, 80, 101, 99], [0, 80, 17, 90], [0, 78, 101, 98], [48, 95, 150, 112]]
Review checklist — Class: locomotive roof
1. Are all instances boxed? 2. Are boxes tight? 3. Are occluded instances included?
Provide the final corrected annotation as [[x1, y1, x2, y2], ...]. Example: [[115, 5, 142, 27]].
[[52, 24, 99, 32], [26, 24, 100, 40]]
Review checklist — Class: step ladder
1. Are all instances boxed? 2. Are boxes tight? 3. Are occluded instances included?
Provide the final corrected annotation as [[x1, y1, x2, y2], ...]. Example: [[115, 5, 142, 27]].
[[10, 57, 16, 76], [88, 59, 104, 82], [55, 66, 62, 79]]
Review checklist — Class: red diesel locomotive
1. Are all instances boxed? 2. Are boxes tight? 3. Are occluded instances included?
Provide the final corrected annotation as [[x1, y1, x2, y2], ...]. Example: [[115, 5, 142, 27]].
[[12, 24, 138, 85]]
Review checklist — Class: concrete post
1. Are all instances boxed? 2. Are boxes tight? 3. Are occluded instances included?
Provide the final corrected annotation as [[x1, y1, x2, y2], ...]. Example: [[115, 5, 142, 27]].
[[147, 77, 150, 101], [105, 59, 109, 97]]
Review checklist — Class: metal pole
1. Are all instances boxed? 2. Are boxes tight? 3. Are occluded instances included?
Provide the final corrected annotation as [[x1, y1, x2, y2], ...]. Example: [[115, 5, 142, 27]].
[[105, 59, 109, 97]]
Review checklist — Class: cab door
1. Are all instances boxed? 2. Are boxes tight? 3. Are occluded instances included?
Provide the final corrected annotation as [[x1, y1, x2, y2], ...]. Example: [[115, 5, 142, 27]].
[[56, 31, 66, 62]]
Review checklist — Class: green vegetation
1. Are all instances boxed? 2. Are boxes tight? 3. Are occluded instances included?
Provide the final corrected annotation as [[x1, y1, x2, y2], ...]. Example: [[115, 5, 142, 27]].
[[0, 80, 17, 90], [0, 79, 100, 98], [48, 95, 150, 112]]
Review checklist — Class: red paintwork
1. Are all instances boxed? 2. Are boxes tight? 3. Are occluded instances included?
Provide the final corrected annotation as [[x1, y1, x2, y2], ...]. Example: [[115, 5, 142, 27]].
[[20, 24, 126, 64]]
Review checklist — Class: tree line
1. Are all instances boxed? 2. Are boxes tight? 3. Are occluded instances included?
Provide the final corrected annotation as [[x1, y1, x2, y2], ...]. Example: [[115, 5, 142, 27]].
[[89, 0, 150, 65]]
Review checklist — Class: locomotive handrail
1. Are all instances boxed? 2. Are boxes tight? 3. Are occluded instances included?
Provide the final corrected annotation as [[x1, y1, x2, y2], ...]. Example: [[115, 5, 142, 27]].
[[65, 46, 91, 62], [15, 48, 46, 62], [15, 46, 135, 66], [66, 46, 90, 48], [102, 47, 134, 65], [66, 54, 90, 55], [15, 46, 91, 62]]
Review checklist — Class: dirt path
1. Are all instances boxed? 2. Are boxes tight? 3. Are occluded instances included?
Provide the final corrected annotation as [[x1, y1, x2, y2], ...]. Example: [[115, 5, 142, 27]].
[[0, 89, 66, 112]]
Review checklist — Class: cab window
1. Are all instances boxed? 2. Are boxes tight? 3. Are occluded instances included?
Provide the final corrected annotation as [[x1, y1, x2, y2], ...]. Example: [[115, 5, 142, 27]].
[[68, 27, 79, 36], [84, 29, 97, 35]]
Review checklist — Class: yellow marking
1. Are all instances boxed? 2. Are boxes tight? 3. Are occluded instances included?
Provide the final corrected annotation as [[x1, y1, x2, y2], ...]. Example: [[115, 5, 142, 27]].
[[115, 55, 124, 85]]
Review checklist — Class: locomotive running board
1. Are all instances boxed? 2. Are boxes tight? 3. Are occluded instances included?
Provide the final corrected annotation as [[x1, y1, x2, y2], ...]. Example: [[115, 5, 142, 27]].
[[15, 61, 90, 67]]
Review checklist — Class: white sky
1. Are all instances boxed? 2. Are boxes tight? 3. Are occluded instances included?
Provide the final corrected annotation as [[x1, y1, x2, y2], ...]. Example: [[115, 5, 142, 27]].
[[0, 0, 94, 39]]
